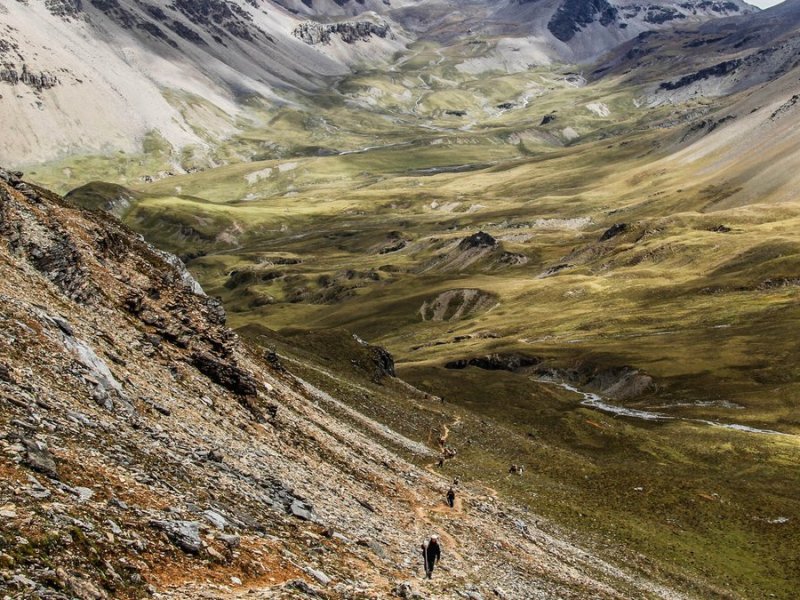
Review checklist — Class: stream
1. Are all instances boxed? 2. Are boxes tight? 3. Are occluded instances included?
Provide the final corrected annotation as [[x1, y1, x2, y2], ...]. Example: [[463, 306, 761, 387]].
[[549, 382, 787, 436]]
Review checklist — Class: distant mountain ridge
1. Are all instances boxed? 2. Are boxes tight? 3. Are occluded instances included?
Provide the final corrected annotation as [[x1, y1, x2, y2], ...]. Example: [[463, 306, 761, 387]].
[[0, 0, 755, 166]]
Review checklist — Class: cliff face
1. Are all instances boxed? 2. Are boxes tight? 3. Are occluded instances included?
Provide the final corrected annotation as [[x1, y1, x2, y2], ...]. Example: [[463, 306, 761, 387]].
[[0, 173, 685, 598], [293, 20, 392, 45]]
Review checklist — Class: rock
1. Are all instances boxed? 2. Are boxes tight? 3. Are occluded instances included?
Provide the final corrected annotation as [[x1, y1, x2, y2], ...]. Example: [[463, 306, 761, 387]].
[[0, 505, 17, 519], [540, 113, 557, 125], [107, 520, 122, 535], [152, 248, 206, 296], [293, 20, 391, 45], [204, 297, 226, 324], [458, 231, 497, 251], [368, 345, 395, 379], [108, 497, 128, 510], [287, 579, 320, 596], [548, 0, 617, 42], [445, 353, 539, 372], [357, 538, 386, 558], [599, 222, 628, 241], [150, 520, 203, 554], [206, 545, 226, 561], [0, 362, 13, 382], [230, 576, 242, 585], [305, 567, 331, 586], [202, 509, 228, 530], [393, 581, 414, 598], [73, 487, 94, 502], [191, 352, 258, 398], [218, 533, 241, 549], [290, 499, 315, 522], [22, 437, 59, 480], [66, 575, 108, 600]]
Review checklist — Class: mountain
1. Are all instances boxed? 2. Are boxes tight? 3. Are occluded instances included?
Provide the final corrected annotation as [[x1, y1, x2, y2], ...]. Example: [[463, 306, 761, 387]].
[[0, 167, 697, 598], [593, 0, 800, 207], [5, 0, 800, 597], [0, 0, 754, 167], [0, 0, 405, 165]]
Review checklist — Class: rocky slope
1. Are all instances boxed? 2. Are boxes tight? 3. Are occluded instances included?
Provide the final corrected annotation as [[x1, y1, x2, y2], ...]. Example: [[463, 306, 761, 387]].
[[590, 0, 800, 207], [0, 172, 690, 598], [0, 0, 406, 165]]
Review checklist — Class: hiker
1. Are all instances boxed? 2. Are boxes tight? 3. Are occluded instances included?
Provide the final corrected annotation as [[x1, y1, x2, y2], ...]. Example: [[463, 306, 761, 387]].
[[446, 487, 455, 508], [422, 535, 441, 579]]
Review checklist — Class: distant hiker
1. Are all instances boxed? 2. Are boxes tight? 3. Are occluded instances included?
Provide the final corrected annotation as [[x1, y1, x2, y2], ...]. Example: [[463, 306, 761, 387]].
[[436, 457, 444, 468], [446, 487, 456, 508], [452, 477, 460, 487], [422, 535, 441, 579]]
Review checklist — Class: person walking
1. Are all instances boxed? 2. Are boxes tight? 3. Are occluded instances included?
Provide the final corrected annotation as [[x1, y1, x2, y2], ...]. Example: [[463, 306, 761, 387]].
[[446, 487, 455, 508], [422, 534, 441, 579]]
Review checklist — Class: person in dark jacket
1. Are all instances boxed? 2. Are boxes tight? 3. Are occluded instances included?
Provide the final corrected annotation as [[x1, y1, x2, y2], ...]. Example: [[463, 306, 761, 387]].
[[446, 487, 455, 508], [422, 535, 441, 579]]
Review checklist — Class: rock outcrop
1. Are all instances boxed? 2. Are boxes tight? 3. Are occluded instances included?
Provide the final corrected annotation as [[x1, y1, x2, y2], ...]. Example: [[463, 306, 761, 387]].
[[293, 20, 392, 45], [0, 65, 60, 90]]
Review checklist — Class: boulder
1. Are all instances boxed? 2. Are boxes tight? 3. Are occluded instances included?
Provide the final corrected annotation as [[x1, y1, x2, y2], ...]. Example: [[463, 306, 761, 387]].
[[150, 520, 203, 554], [22, 438, 59, 480]]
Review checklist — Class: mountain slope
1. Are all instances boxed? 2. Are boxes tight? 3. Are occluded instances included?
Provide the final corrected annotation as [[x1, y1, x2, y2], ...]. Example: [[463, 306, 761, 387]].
[[0, 0, 757, 169], [0, 0, 405, 165], [0, 169, 692, 598], [592, 0, 800, 207]]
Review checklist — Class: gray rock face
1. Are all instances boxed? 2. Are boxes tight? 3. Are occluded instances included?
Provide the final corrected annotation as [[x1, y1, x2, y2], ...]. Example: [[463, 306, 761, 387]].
[[150, 520, 203, 554], [289, 499, 315, 521], [548, 0, 618, 43], [22, 438, 59, 480], [293, 20, 392, 45], [45, 0, 84, 20], [0, 65, 60, 90]]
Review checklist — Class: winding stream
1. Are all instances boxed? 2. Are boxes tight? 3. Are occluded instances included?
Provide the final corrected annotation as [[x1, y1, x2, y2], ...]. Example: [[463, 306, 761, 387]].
[[548, 382, 787, 436]]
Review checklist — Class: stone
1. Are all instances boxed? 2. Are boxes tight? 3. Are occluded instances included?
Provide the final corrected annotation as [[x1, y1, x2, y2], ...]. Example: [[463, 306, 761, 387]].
[[0, 362, 13, 382], [305, 568, 331, 586], [218, 533, 241, 549], [22, 437, 59, 480], [357, 538, 386, 558], [599, 222, 628, 241], [202, 509, 228, 530], [458, 231, 497, 250], [287, 580, 319, 596], [150, 520, 203, 554], [289, 499, 315, 522], [74, 487, 94, 502], [206, 545, 226, 561], [392, 581, 415, 598]]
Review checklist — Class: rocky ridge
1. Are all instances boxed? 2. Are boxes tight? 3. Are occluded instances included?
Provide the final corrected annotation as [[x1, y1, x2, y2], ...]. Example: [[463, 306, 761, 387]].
[[0, 172, 687, 598], [293, 20, 392, 45]]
